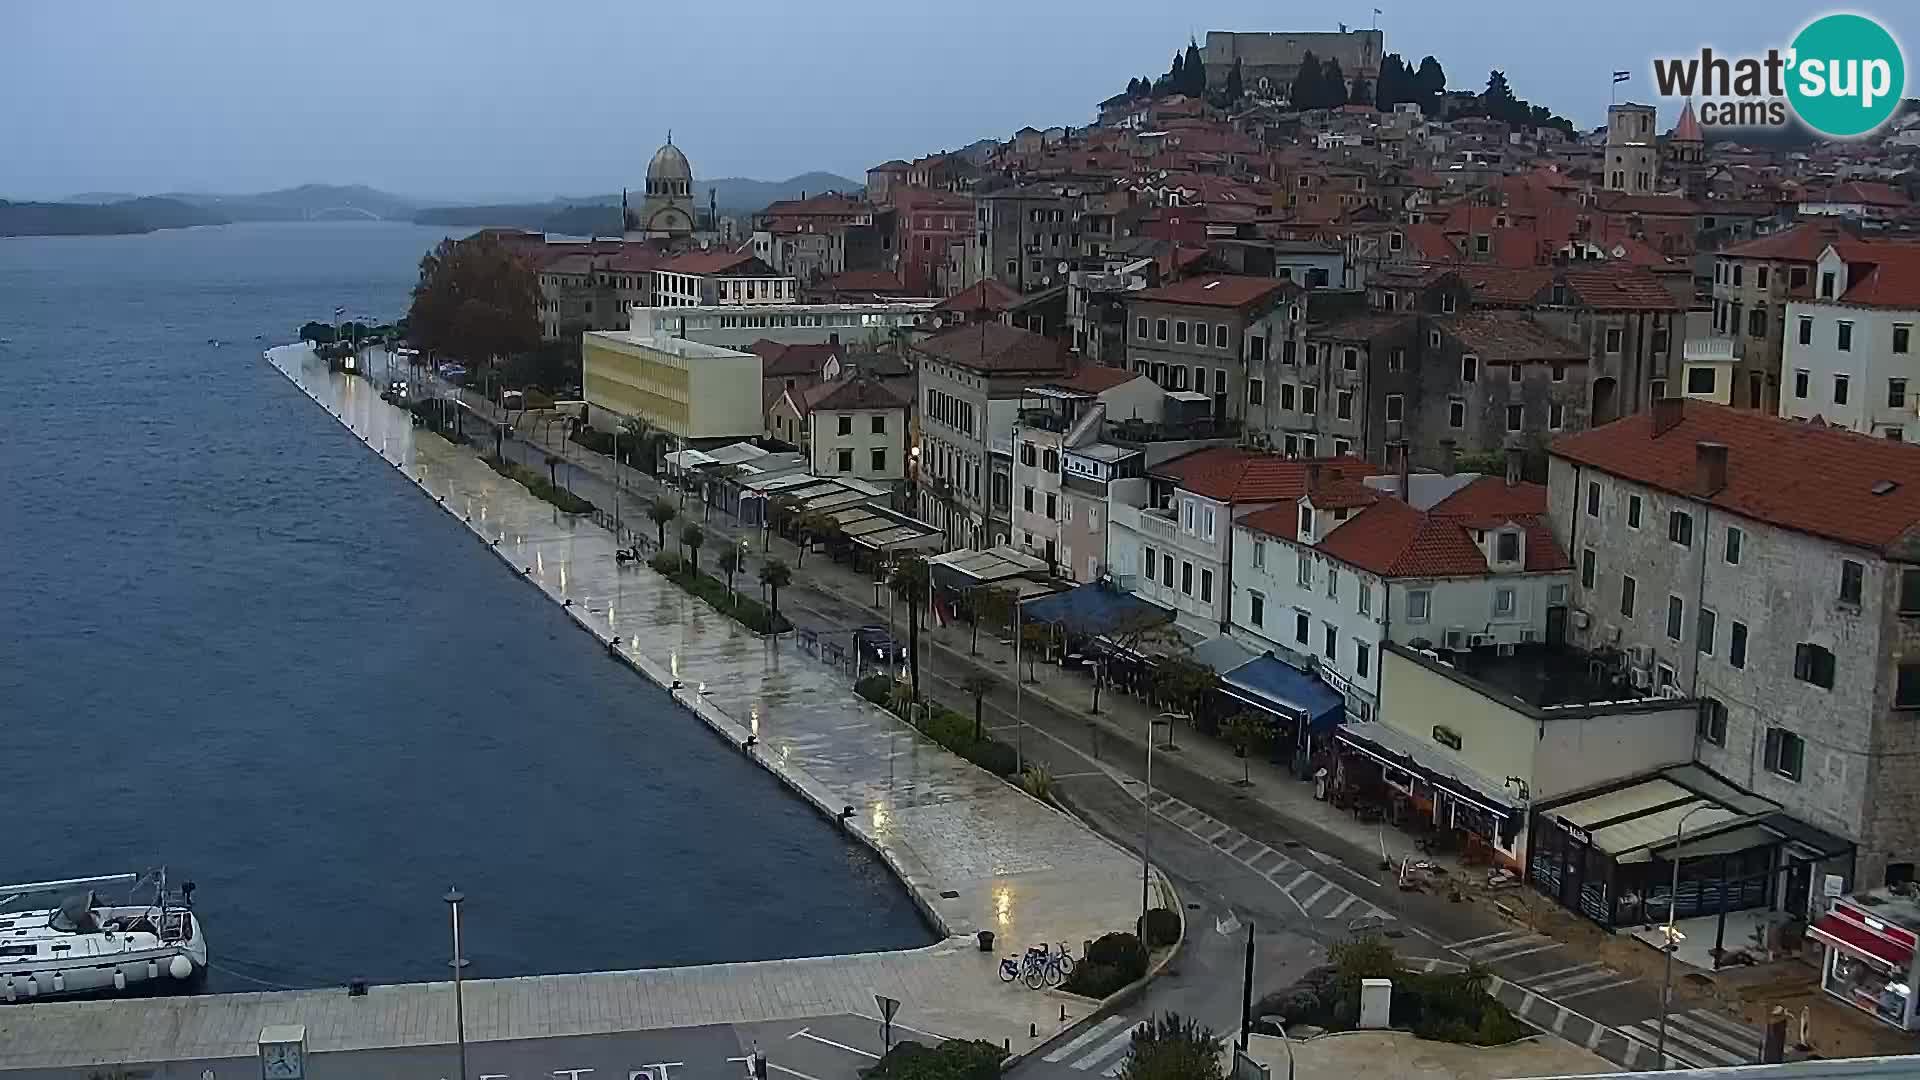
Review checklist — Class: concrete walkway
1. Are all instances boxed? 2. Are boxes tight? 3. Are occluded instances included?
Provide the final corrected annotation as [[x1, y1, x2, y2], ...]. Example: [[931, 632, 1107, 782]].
[[0, 347, 1160, 1073]]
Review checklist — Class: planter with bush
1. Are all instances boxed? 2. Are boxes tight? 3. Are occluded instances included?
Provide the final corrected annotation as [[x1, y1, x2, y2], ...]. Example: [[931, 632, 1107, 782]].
[[1253, 936, 1529, 1046], [648, 553, 790, 635], [859, 1038, 1005, 1080], [1063, 931, 1149, 999], [1137, 906, 1181, 948], [481, 454, 594, 514], [853, 676, 1021, 778]]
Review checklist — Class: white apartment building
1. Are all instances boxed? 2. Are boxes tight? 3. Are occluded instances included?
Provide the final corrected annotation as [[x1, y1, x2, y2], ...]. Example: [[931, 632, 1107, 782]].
[[1780, 243, 1920, 442], [1010, 368, 1168, 576], [1550, 398, 1920, 889], [654, 250, 798, 308], [1230, 471, 1572, 721], [631, 301, 936, 349], [1109, 449, 1375, 636]]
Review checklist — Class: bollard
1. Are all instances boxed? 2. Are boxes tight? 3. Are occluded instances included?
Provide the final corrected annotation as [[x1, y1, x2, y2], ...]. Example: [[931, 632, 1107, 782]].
[[1059, 1004, 1067, 1022], [1030, 1023, 1037, 1038]]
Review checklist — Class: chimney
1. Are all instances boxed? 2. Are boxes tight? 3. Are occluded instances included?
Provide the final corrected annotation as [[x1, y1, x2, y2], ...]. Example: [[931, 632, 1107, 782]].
[[1306, 461, 1324, 493], [1696, 441, 1729, 496], [1651, 396, 1685, 437], [1438, 438, 1457, 476]]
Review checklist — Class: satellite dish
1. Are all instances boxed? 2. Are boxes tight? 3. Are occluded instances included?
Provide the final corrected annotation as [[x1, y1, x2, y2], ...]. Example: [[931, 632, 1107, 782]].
[[1057, 261, 1069, 274], [1042, 275, 1053, 286]]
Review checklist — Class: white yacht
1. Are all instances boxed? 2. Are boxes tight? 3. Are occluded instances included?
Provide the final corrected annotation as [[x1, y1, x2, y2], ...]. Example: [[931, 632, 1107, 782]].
[[1, 870, 206, 1002]]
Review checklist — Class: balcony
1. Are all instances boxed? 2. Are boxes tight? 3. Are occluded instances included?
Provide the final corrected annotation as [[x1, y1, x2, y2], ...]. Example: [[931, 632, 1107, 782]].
[[1683, 337, 1739, 364], [1105, 416, 1243, 447], [1018, 408, 1071, 434], [1063, 471, 1109, 497]]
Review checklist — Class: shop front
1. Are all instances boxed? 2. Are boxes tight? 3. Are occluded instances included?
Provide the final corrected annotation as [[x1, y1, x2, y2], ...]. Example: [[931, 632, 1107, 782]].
[[1332, 721, 1525, 869], [1219, 654, 1346, 772], [1811, 894, 1920, 1031]]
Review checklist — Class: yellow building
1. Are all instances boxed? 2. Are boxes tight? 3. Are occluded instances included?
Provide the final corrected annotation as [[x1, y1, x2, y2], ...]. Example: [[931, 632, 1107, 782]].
[[581, 331, 763, 443]]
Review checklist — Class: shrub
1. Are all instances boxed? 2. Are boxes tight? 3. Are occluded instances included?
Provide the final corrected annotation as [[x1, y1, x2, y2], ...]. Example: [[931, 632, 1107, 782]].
[[855, 674, 893, 705], [860, 1038, 1005, 1080], [646, 552, 791, 635], [1138, 907, 1181, 948], [1117, 1012, 1224, 1080], [1061, 962, 1131, 999], [1087, 932, 1149, 977], [481, 454, 594, 514], [962, 740, 1019, 777]]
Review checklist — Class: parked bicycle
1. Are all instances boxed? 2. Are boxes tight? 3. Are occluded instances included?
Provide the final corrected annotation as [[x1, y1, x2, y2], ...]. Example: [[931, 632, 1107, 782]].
[[998, 942, 1074, 989]]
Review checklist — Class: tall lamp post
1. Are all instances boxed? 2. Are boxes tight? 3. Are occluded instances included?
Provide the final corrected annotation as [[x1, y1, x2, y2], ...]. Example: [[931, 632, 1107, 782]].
[[1656, 804, 1716, 1070], [1142, 716, 1171, 925], [445, 888, 470, 1080]]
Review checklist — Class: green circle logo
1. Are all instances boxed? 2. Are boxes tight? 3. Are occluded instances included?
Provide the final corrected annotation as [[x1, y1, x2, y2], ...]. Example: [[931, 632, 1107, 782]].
[[1787, 13, 1905, 137]]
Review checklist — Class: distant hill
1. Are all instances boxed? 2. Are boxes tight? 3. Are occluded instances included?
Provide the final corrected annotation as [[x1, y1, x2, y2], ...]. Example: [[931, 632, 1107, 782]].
[[0, 197, 229, 237], [156, 184, 423, 222], [62, 191, 139, 205], [411, 172, 864, 234]]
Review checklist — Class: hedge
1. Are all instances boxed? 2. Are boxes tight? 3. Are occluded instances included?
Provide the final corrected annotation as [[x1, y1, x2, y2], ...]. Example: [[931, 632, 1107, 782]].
[[648, 553, 790, 635], [1254, 941, 1529, 1046], [1139, 906, 1182, 948], [860, 1039, 1005, 1080], [1065, 931, 1148, 997], [481, 454, 595, 514]]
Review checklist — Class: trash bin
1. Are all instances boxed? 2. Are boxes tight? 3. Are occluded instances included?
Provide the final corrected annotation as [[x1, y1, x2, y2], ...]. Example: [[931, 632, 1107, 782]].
[[977, 930, 995, 952]]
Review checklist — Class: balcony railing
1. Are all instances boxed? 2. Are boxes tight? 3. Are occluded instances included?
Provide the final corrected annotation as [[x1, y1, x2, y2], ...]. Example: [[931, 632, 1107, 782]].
[[1105, 416, 1243, 446]]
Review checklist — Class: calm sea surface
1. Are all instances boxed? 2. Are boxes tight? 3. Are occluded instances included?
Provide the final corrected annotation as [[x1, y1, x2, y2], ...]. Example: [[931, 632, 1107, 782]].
[[0, 221, 929, 993]]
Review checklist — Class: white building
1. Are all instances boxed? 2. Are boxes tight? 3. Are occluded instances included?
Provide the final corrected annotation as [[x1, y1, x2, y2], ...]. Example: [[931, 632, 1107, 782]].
[[1010, 368, 1169, 576], [629, 300, 937, 349], [654, 250, 798, 308], [1230, 469, 1573, 721], [1781, 243, 1920, 441]]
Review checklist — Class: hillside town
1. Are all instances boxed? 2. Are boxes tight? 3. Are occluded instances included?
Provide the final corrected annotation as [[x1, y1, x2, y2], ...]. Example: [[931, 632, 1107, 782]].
[[415, 24, 1920, 1066]]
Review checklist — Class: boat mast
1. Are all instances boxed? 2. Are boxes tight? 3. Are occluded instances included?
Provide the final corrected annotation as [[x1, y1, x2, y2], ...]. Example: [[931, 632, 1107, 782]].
[[0, 873, 140, 908]]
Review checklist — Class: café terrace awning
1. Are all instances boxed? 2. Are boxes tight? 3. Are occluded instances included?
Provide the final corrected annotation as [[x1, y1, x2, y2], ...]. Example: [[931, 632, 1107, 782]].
[[1224, 655, 1347, 735], [1538, 764, 1853, 866], [1334, 720, 1520, 819], [1020, 580, 1174, 639], [927, 546, 1048, 591]]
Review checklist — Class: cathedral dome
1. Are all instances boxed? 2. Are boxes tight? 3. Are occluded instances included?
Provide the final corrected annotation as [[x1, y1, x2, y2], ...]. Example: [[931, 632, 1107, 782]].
[[647, 141, 692, 185]]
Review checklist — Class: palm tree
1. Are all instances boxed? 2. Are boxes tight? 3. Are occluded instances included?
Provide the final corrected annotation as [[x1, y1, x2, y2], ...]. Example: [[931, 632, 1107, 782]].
[[759, 559, 792, 626], [647, 498, 676, 552], [960, 671, 997, 742], [888, 555, 931, 702], [717, 545, 743, 605], [681, 523, 705, 574]]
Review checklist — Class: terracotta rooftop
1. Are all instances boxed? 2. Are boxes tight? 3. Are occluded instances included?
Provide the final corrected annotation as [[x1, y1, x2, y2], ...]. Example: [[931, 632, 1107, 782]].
[[1437, 313, 1586, 363], [813, 269, 908, 293], [1721, 221, 1865, 262], [1153, 449, 1376, 504], [1551, 400, 1920, 556], [658, 249, 760, 275], [935, 279, 1023, 314], [1835, 246, 1920, 310], [1134, 274, 1290, 309], [911, 322, 1065, 374], [798, 376, 911, 414], [748, 339, 841, 378], [1284, 476, 1569, 578], [1058, 366, 1146, 394]]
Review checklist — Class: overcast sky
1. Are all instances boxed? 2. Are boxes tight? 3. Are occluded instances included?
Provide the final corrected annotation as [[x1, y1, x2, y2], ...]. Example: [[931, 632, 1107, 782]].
[[4, 0, 1913, 201]]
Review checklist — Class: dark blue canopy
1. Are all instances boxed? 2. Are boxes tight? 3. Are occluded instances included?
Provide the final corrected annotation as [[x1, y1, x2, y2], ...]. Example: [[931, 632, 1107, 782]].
[[1218, 656, 1347, 732], [1020, 582, 1173, 637]]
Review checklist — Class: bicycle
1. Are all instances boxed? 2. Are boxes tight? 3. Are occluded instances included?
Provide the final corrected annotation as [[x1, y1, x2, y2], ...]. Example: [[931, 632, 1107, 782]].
[[999, 945, 1066, 989]]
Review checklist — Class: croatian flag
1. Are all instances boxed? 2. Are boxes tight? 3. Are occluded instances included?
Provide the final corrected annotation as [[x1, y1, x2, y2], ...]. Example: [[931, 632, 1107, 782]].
[[1612, 70, 1631, 84], [334, 305, 346, 317]]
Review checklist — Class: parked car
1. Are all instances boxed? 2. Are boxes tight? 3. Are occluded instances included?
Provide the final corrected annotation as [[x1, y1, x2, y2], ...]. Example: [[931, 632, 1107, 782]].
[[854, 626, 907, 665]]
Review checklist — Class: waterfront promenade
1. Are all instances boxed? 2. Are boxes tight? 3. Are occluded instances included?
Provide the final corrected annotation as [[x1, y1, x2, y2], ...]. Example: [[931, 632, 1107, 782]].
[[0, 346, 1160, 1076]]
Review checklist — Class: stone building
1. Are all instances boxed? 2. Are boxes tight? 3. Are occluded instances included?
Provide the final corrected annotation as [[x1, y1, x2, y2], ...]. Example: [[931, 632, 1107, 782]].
[[1602, 103, 1659, 195], [1710, 220, 1871, 413], [976, 182, 1085, 294], [1124, 274, 1295, 428], [624, 138, 699, 241], [1549, 399, 1920, 890], [1200, 29, 1383, 99]]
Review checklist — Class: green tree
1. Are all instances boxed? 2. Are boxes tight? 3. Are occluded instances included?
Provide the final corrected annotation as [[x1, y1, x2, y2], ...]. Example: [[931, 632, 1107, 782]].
[[1224, 57, 1244, 102], [960, 672, 997, 742], [1117, 1012, 1223, 1080], [1126, 76, 1143, 96], [1321, 57, 1349, 107], [888, 556, 931, 702], [1222, 712, 1270, 786], [1168, 50, 1185, 95], [406, 232, 540, 364], [298, 320, 336, 344], [1414, 55, 1448, 115], [759, 559, 792, 625], [1374, 53, 1408, 110], [647, 498, 677, 552], [1151, 656, 1216, 726], [1289, 50, 1323, 109], [970, 585, 1015, 656], [717, 545, 743, 605], [1182, 38, 1206, 96], [681, 523, 705, 574], [1483, 70, 1518, 122]]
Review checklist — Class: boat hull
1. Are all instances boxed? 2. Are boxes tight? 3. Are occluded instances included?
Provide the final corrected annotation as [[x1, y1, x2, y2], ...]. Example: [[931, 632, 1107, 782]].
[[1, 909, 206, 1003]]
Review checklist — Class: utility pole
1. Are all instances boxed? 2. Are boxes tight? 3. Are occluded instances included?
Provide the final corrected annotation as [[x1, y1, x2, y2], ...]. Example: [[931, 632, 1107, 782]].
[[445, 888, 470, 1080]]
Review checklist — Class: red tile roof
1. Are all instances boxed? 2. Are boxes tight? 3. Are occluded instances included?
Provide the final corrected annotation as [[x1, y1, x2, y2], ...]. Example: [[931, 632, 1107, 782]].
[[911, 322, 1065, 374], [1134, 274, 1290, 309], [658, 249, 758, 275], [798, 376, 911, 414], [1438, 313, 1586, 363], [1812, 181, 1911, 208], [1153, 449, 1376, 504], [1594, 193, 1702, 217], [1560, 264, 1686, 311], [813, 269, 908, 293], [1059, 366, 1146, 394], [1837, 246, 1920, 309], [749, 339, 840, 378], [1721, 220, 1865, 262], [1304, 477, 1570, 578], [935, 279, 1023, 314], [1551, 400, 1920, 556]]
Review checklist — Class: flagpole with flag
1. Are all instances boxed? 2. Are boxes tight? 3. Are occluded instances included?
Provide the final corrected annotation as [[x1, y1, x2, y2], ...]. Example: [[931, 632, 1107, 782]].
[[1372, 7, 1381, 30], [1611, 69, 1630, 105]]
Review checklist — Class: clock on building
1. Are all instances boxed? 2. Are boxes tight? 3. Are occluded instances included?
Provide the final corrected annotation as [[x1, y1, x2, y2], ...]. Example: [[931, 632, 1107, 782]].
[[258, 1023, 307, 1080]]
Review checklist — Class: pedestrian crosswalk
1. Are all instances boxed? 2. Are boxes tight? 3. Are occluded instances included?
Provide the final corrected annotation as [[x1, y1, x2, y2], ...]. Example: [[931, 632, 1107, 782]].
[[1138, 789, 1394, 925], [1617, 1008, 1763, 1069], [1448, 928, 1565, 963], [1520, 960, 1639, 1000], [1040, 1015, 1145, 1075]]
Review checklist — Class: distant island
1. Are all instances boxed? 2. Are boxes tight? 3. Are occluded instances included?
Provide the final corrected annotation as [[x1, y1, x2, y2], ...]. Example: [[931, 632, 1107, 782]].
[[409, 171, 864, 234], [3, 172, 864, 238]]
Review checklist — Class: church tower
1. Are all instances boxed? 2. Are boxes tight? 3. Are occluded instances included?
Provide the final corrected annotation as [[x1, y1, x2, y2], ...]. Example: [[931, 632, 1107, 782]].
[[624, 134, 697, 242]]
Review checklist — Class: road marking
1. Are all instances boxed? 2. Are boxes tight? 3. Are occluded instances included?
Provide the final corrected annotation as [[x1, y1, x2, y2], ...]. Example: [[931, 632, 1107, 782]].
[[1677, 1008, 1762, 1047], [791, 1030, 880, 1059], [1530, 961, 1603, 983], [1669, 1012, 1759, 1063], [1328, 895, 1362, 919], [1071, 1021, 1144, 1072], [1533, 966, 1624, 995], [1042, 1016, 1130, 1062], [1585, 1022, 1606, 1050], [1222, 836, 1251, 857], [1204, 824, 1232, 843], [1300, 881, 1337, 910], [1488, 940, 1565, 962], [1448, 929, 1523, 949], [1457, 933, 1558, 962], [1283, 869, 1314, 891], [1617, 1022, 1726, 1070], [768, 1065, 825, 1080], [1556, 976, 1639, 1000], [1516, 992, 1544, 1020], [1552, 1007, 1572, 1035], [849, 1011, 950, 1042]]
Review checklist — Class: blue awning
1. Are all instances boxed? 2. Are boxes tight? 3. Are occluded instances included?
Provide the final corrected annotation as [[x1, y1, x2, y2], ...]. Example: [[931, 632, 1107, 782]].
[[1218, 656, 1346, 732], [1020, 582, 1173, 638]]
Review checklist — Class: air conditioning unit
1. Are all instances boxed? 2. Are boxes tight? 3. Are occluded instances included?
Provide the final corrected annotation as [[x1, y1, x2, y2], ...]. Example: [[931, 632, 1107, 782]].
[[1660, 684, 1685, 699], [1520, 629, 1541, 643], [1626, 645, 1651, 670], [1470, 633, 1497, 649], [1570, 609, 1590, 631], [1497, 642, 1518, 656], [1603, 623, 1622, 645], [1629, 668, 1653, 691], [1444, 629, 1468, 650]]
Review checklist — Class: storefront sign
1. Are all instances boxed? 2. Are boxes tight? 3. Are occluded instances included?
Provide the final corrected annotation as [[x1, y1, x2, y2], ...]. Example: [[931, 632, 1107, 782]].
[[1431, 724, 1463, 751], [1561, 820, 1591, 846]]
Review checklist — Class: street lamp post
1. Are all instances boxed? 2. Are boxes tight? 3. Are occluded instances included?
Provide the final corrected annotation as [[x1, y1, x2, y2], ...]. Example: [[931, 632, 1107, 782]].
[[444, 888, 470, 1080], [1656, 804, 1717, 1070], [1142, 716, 1171, 925]]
